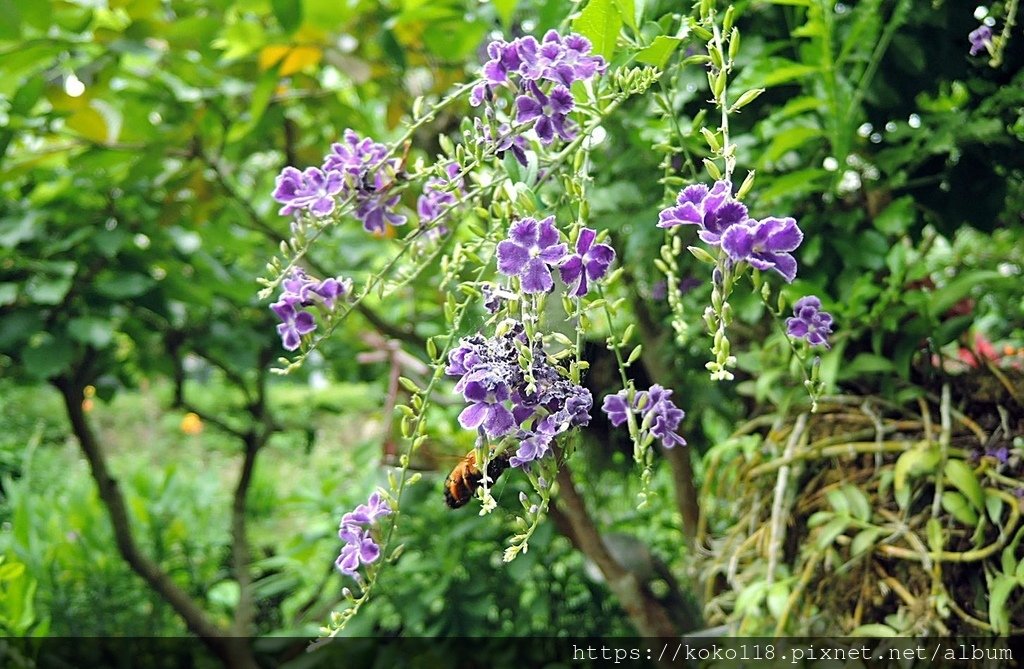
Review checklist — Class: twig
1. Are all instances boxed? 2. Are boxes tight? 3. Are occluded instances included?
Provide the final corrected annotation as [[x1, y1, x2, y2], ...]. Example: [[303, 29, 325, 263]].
[[767, 413, 806, 585]]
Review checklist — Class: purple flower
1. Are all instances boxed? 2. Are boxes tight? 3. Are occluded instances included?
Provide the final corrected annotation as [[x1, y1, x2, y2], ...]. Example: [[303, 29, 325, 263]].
[[270, 268, 351, 351], [721, 216, 804, 282], [272, 166, 344, 217], [321, 129, 407, 234], [510, 416, 557, 468], [496, 216, 567, 293], [644, 385, 687, 449], [482, 38, 524, 86], [969, 25, 993, 56], [602, 392, 631, 427], [601, 385, 687, 450], [516, 82, 575, 144], [657, 180, 749, 245], [341, 491, 392, 526], [559, 227, 615, 297], [458, 379, 516, 438], [271, 298, 316, 351], [518, 31, 606, 86], [335, 490, 392, 579], [786, 296, 833, 348], [417, 163, 464, 230], [323, 129, 391, 177]]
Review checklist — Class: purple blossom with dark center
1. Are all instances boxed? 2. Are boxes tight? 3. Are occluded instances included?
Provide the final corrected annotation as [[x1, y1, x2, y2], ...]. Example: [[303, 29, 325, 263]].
[[969, 25, 993, 56], [320, 129, 407, 234], [516, 82, 575, 144], [458, 379, 516, 438], [271, 269, 351, 350], [335, 490, 392, 579], [786, 296, 833, 348], [497, 216, 567, 293], [272, 166, 345, 217], [271, 298, 316, 351], [518, 31, 606, 85], [323, 129, 392, 177], [721, 216, 804, 282], [559, 227, 616, 297], [657, 180, 748, 245], [601, 385, 687, 450], [644, 385, 687, 449], [510, 416, 557, 468]]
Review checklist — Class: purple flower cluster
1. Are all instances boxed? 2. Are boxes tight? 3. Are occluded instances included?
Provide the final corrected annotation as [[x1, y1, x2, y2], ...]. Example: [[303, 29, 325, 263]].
[[658, 180, 804, 282], [496, 217, 615, 296], [446, 321, 593, 468], [969, 25, 993, 56], [471, 31, 606, 147], [786, 295, 833, 348], [270, 268, 352, 351], [602, 385, 687, 450], [416, 163, 464, 237], [273, 129, 406, 235], [335, 491, 392, 579]]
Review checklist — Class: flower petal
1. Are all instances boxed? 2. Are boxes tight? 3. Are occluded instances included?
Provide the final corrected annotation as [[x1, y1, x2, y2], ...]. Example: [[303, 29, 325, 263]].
[[496, 240, 530, 276], [520, 257, 554, 293]]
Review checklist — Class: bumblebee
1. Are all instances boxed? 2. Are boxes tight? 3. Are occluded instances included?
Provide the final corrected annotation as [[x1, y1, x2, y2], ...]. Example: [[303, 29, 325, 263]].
[[444, 450, 512, 509]]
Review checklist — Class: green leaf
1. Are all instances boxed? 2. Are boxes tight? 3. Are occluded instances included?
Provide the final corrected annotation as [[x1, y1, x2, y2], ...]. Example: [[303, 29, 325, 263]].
[[68, 317, 115, 348], [0, 283, 18, 306], [93, 271, 156, 299], [873, 195, 916, 235], [760, 126, 822, 166], [988, 574, 1015, 635], [893, 446, 940, 509], [24, 274, 73, 305], [850, 623, 897, 637], [226, 69, 279, 144], [851, 527, 883, 556], [635, 35, 682, 67], [926, 518, 945, 553], [842, 485, 872, 522], [492, 0, 517, 28], [836, 353, 895, 380], [944, 459, 984, 511], [612, 0, 636, 31], [826, 488, 850, 516], [815, 516, 848, 549], [572, 0, 622, 60], [271, 0, 302, 33], [941, 491, 978, 526], [766, 582, 790, 619], [986, 492, 1004, 525], [23, 333, 73, 380]]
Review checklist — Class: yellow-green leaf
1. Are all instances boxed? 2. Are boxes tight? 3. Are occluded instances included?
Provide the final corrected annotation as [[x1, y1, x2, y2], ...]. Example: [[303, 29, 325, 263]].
[[572, 0, 622, 60], [945, 459, 984, 511]]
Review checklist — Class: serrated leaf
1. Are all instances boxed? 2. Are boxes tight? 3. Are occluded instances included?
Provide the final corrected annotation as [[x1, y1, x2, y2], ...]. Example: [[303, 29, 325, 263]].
[[945, 459, 984, 511], [572, 0, 622, 60]]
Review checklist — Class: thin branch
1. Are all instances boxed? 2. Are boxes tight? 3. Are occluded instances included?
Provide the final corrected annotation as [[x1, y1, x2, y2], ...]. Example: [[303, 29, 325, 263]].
[[553, 459, 682, 638], [53, 376, 238, 660]]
